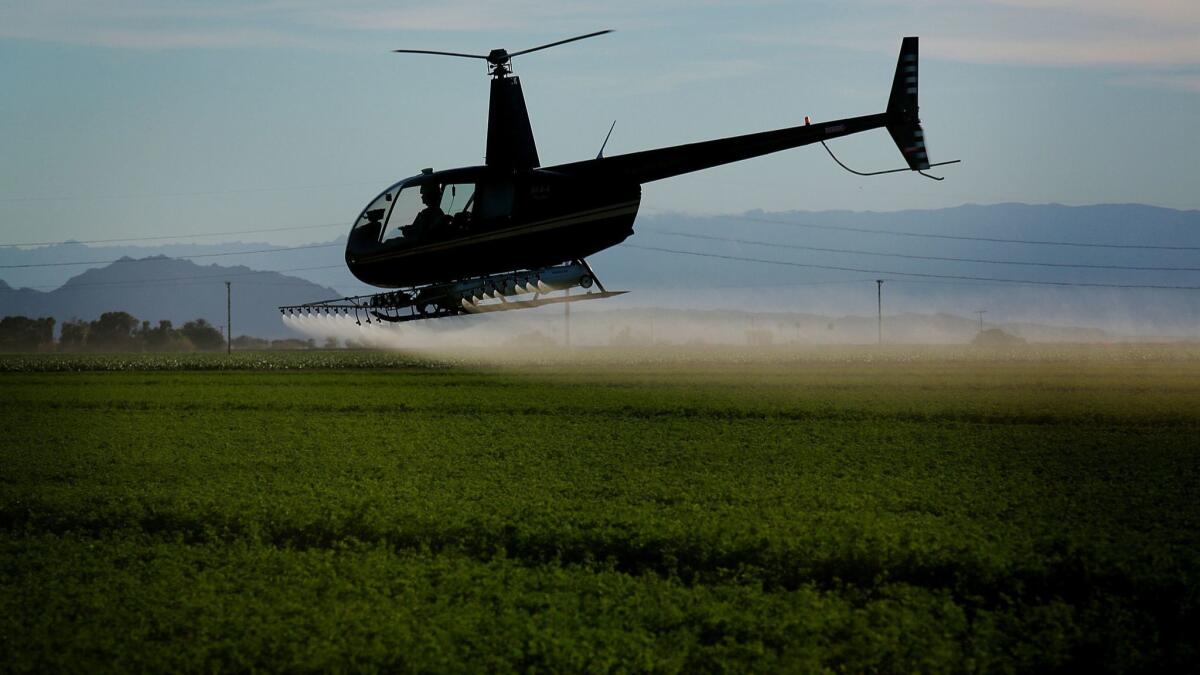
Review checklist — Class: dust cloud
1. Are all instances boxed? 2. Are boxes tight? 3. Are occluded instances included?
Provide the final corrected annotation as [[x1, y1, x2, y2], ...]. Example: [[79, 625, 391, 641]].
[[281, 284, 1198, 353]]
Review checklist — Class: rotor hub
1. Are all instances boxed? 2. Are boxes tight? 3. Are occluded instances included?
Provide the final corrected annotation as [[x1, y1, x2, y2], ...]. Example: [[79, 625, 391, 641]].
[[486, 49, 512, 77]]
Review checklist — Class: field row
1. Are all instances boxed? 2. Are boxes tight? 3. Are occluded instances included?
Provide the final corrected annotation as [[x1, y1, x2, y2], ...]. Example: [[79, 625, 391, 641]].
[[3, 359, 1198, 671], [3, 343, 1200, 372]]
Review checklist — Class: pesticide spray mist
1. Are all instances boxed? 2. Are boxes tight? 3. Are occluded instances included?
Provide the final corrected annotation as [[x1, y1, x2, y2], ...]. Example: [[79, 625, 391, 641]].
[[280, 283, 1199, 357]]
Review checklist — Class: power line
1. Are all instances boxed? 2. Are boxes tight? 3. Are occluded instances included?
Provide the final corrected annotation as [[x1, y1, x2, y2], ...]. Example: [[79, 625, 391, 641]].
[[705, 278, 878, 290], [621, 243, 1200, 290], [0, 264, 347, 292], [0, 222, 345, 249], [727, 214, 1200, 251], [0, 243, 342, 269], [643, 229, 1200, 272], [7, 210, 1199, 254], [0, 181, 377, 203]]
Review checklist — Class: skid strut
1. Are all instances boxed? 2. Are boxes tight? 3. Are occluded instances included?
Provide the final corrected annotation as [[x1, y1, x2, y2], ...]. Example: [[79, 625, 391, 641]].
[[279, 260, 624, 325]]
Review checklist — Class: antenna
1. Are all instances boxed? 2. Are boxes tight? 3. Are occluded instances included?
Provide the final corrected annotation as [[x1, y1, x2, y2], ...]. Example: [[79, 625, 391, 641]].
[[225, 281, 231, 355], [596, 120, 617, 159], [876, 279, 884, 345]]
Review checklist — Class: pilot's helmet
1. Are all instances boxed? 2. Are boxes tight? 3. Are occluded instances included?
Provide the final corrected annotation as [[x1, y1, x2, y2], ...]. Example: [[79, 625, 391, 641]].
[[420, 182, 442, 200]]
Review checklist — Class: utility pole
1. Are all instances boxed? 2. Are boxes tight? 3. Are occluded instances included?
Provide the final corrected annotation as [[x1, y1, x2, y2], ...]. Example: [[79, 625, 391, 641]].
[[875, 279, 884, 345], [975, 309, 987, 334], [225, 281, 231, 355]]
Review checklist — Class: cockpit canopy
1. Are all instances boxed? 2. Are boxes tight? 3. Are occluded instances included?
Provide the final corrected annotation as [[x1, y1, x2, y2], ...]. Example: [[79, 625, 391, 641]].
[[351, 167, 513, 247]]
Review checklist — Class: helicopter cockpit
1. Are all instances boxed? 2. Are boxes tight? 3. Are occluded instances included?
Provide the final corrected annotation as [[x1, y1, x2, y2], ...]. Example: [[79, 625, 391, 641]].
[[353, 178, 471, 245], [345, 166, 518, 266]]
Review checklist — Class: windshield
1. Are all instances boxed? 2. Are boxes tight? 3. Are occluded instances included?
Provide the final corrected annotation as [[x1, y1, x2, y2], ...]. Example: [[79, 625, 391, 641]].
[[351, 181, 406, 240]]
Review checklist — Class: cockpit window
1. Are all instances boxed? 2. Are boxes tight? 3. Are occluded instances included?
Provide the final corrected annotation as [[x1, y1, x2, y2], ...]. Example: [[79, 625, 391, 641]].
[[376, 181, 476, 244], [351, 182, 404, 241], [378, 187, 425, 243]]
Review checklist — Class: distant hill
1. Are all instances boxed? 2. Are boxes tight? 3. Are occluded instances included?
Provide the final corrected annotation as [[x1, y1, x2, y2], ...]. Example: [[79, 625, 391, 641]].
[[5, 203, 1198, 291], [2, 203, 1198, 337], [0, 234, 359, 293], [583, 202, 1200, 337], [592, 202, 1200, 288], [0, 257, 340, 339]]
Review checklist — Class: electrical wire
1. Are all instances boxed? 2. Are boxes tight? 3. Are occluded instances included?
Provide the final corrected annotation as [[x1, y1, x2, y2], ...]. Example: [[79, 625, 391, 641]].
[[0, 222, 345, 249], [723, 214, 1200, 251], [642, 229, 1200, 272], [620, 243, 1200, 290], [0, 265, 348, 292], [0, 243, 342, 269], [0, 181, 377, 204]]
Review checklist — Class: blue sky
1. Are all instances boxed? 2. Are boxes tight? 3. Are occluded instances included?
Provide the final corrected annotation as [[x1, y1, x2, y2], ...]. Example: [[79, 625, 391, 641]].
[[1, 0, 1198, 247]]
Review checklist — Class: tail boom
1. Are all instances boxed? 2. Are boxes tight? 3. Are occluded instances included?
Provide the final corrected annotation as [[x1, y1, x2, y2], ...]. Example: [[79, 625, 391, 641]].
[[543, 37, 937, 183]]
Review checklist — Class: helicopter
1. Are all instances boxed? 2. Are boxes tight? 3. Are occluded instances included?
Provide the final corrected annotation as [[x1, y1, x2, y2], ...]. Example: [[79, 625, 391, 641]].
[[281, 32, 954, 324]]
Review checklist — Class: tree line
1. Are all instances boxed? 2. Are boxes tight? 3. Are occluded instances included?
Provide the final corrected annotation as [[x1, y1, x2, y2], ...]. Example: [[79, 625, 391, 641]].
[[0, 312, 316, 352]]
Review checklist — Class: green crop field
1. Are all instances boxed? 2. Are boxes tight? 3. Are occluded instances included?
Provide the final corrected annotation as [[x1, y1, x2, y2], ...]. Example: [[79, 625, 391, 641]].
[[2, 346, 1198, 673]]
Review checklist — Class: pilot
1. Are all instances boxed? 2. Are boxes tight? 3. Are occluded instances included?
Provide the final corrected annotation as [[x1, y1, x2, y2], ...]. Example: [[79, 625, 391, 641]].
[[406, 183, 445, 241]]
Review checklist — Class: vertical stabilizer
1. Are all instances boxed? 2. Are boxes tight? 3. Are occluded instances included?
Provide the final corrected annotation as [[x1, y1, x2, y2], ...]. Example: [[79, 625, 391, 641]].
[[885, 37, 930, 171], [487, 76, 540, 170]]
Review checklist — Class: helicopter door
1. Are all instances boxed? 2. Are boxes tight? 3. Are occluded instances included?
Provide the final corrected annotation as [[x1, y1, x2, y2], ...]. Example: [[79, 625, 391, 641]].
[[439, 182, 476, 232], [474, 180, 514, 224]]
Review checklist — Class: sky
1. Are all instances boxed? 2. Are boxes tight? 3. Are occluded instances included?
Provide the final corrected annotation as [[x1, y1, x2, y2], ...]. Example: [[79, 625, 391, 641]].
[[1, 0, 1198, 248]]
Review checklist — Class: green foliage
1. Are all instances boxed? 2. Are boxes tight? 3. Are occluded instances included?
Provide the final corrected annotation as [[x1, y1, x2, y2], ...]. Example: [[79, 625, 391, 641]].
[[179, 318, 225, 351], [141, 319, 191, 352], [232, 335, 270, 350], [0, 315, 54, 351], [0, 351, 446, 372], [973, 328, 1027, 346], [1, 348, 1198, 671], [84, 311, 140, 350], [269, 338, 316, 350], [58, 318, 88, 350]]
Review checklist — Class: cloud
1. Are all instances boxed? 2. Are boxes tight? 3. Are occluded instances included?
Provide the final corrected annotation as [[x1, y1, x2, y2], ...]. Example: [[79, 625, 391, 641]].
[[0, 1, 323, 50], [927, 36, 1200, 68], [0, 0, 640, 49], [1111, 72, 1200, 93], [0, 0, 776, 50], [738, 0, 1200, 69], [988, 0, 1199, 26], [4, 0, 1199, 73], [309, 0, 761, 33], [312, 3, 589, 33]]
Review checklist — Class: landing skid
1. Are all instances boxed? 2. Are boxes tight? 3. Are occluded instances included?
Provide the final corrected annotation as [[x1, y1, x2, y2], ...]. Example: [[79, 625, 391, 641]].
[[279, 260, 624, 325], [463, 290, 624, 315]]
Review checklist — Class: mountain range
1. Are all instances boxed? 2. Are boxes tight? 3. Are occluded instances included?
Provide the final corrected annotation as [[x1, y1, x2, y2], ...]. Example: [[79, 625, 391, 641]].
[[2, 203, 1198, 339], [0, 257, 338, 339]]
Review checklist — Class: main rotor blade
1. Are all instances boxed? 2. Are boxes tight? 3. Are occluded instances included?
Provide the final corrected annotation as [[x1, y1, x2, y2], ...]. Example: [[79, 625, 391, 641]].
[[391, 49, 489, 60], [508, 29, 613, 58]]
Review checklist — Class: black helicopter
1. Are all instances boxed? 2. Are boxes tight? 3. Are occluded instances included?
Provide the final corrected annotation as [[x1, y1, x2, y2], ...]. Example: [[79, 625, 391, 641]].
[[282, 32, 952, 323]]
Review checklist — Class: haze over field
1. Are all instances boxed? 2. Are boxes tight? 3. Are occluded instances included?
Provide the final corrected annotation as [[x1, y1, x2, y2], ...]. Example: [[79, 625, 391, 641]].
[[3, 204, 1197, 340]]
